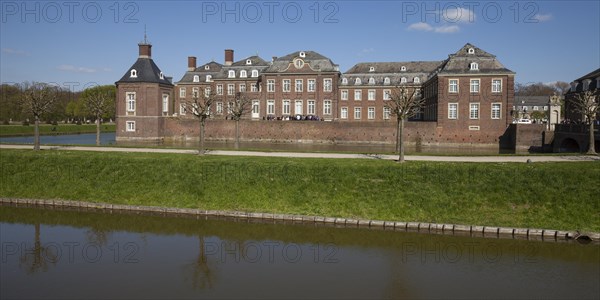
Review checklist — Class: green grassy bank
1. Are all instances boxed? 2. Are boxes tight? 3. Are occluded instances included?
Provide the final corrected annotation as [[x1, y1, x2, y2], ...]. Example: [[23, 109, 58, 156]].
[[1, 149, 598, 231], [0, 124, 116, 137]]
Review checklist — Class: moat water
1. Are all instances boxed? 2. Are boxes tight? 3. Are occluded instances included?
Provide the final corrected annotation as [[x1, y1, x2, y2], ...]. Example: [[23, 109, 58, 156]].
[[1, 206, 598, 299], [0, 133, 513, 155]]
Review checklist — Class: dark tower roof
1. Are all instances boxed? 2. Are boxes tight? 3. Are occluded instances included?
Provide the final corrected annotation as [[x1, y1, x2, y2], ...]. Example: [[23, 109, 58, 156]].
[[116, 42, 173, 86]]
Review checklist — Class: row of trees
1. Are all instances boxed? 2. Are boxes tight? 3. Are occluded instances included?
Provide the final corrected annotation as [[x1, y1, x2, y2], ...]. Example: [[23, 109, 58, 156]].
[[1, 82, 115, 150]]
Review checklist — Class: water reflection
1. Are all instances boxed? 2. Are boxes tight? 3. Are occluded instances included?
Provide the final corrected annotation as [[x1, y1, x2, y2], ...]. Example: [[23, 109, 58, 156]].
[[1, 205, 598, 299]]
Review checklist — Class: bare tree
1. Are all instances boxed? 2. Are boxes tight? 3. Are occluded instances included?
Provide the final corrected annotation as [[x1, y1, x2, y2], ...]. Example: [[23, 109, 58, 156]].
[[571, 90, 599, 154], [385, 86, 424, 163], [228, 92, 252, 149], [20, 82, 59, 151], [81, 85, 116, 146], [184, 87, 216, 154], [552, 81, 571, 96]]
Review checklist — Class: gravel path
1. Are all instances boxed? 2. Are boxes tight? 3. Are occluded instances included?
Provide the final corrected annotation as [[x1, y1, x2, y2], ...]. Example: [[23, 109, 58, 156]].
[[2, 144, 599, 163]]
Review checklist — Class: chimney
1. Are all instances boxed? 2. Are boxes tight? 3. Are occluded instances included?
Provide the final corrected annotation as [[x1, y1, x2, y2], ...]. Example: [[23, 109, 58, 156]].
[[225, 49, 234, 66], [188, 56, 197, 71], [138, 42, 152, 58]]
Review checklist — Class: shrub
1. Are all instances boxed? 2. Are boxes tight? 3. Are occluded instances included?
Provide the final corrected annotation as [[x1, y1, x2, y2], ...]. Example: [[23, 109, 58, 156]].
[[2, 120, 9, 125]]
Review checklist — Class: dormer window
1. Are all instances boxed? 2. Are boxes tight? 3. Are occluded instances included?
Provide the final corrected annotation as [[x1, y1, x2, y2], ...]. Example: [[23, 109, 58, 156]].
[[228, 70, 235, 78], [369, 66, 375, 72], [130, 69, 137, 78], [355, 78, 362, 85], [299, 51, 306, 58], [401, 77, 407, 84], [470, 62, 479, 70], [384, 77, 390, 85], [401, 66, 406, 72], [342, 78, 348, 85], [240, 70, 247, 78], [193, 75, 199, 82], [206, 75, 212, 82], [468, 48, 475, 54], [368, 77, 375, 85], [251, 70, 258, 77], [246, 59, 252, 65], [583, 79, 591, 91], [294, 58, 304, 69], [159, 72, 164, 80], [413, 77, 420, 83], [570, 81, 578, 92], [205, 65, 210, 70]]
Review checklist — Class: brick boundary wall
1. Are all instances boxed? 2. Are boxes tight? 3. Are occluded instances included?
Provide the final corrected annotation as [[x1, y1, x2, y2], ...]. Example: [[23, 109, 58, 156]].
[[162, 118, 513, 149]]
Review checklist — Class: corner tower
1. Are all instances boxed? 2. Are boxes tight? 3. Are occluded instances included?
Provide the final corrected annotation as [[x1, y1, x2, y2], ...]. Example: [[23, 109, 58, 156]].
[[115, 39, 174, 142]]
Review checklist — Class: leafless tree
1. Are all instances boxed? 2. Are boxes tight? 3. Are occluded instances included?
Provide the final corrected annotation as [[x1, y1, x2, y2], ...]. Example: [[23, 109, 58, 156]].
[[20, 223, 57, 274], [385, 86, 424, 163], [228, 92, 252, 149], [81, 85, 115, 146], [184, 87, 216, 154], [20, 82, 59, 151], [571, 90, 599, 154], [552, 81, 571, 95]]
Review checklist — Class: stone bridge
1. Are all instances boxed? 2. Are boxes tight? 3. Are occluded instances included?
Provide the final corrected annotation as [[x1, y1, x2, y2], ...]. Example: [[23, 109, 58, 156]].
[[553, 124, 600, 153]]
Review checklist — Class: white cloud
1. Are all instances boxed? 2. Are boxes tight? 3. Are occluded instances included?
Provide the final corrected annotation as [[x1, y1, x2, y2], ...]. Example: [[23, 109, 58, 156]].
[[442, 7, 476, 23], [408, 22, 459, 34], [2, 48, 27, 55], [533, 13, 553, 22], [57, 64, 97, 73], [434, 25, 460, 33], [408, 22, 434, 32]]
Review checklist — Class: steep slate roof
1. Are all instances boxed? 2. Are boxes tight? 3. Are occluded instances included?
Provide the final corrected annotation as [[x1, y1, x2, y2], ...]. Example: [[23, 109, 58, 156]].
[[570, 67, 600, 92], [263, 51, 339, 73], [176, 61, 223, 84], [342, 61, 443, 86], [117, 57, 173, 85], [514, 95, 553, 106], [437, 43, 514, 75], [213, 55, 270, 79]]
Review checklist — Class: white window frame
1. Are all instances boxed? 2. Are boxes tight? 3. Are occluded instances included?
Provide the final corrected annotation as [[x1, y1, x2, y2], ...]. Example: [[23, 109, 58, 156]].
[[126, 92, 136, 114], [192, 87, 199, 98], [448, 103, 458, 119], [267, 80, 275, 92], [126, 121, 135, 132], [383, 89, 391, 100], [216, 84, 223, 95], [413, 77, 420, 83], [342, 78, 348, 85], [227, 84, 235, 95], [228, 70, 235, 78], [449, 79, 459, 93], [401, 77, 407, 84], [239, 83, 246, 93], [323, 79, 332, 92], [470, 103, 480, 119], [240, 70, 247, 78], [368, 77, 375, 85], [204, 87, 211, 98], [282, 100, 291, 115], [307, 100, 316, 115], [130, 69, 137, 78], [354, 107, 362, 120], [492, 79, 502, 93], [308, 79, 316, 92], [354, 90, 362, 101], [162, 94, 169, 114], [251, 84, 259, 92], [206, 75, 212, 82], [295, 79, 303, 92], [295, 100, 303, 115], [470, 79, 480, 93], [341, 107, 348, 119], [251, 70, 258, 77], [470, 62, 479, 70], [383, 107, 391, 120], [267, 100, 275, 115], [323, 100, 332, 115], [384, 77, 390, 85], [179, 103, 187, 115], [368, 107, 375, 120], [491, 103, 501, 119], [179, 87, 186, 98], [193, 75, 199, 82], [341, 90, 348, 101], [368, 90, 376, 101], [216, 102, 223, 114], [283, 79, 291, 92], [355, 78, 362, 85]]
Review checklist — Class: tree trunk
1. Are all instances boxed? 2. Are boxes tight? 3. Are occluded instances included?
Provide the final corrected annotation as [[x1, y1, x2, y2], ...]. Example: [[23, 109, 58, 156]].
[[199, 119, 206, 155], [398, 118, 405, 163], [395, 118, 401, 154], [33, 116, 40, 151], [96, 114, 101, 146], [587, 120, 596, 155], [234, 119, 240, 150]]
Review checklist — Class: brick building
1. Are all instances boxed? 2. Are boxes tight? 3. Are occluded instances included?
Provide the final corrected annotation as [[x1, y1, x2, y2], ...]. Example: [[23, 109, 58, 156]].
[[116, 42, 516, 147]]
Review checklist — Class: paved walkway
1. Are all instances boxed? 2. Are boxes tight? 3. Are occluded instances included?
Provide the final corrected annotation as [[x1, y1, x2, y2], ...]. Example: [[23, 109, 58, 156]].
[[2, 144, 599, 163]]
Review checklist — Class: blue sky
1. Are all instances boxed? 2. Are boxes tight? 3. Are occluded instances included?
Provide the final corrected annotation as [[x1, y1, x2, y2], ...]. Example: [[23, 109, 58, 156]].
[[1, 1, 598, 90]]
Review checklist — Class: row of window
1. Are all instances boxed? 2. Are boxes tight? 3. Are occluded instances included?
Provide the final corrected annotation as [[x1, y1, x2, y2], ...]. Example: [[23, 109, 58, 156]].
[[448, 79, 503, 93], [266, 79, 333, 93], [447, 103, 502, 120], [341, 76, 419, 86], [126, 92, 171, 115], [179, 99, 334, 117], [340, 107, 391, 120], [340, 89, 392, 101]]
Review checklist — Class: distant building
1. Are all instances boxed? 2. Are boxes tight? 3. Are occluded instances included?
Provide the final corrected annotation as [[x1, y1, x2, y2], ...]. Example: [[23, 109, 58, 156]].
[[564, 68, 600, 123], [513, 95, 562, 129]]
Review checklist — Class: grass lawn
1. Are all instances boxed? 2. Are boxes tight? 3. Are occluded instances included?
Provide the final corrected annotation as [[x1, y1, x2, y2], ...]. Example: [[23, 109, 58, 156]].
[[1, 149, 598, 232], [0, 124, 116, 137]]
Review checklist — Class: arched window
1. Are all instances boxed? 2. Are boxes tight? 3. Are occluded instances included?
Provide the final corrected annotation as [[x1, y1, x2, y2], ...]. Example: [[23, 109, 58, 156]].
[[384, 77, 390, 85], [413, 77, 420, 83], [193, 75, 199, 82], [470, 62, 479, 70], [355, 78, 362, 85], [251, 70, 259, 77], [401, 77, 407, 84], [240, 70, 247, 78], [130, 69, 137, 78], [205, 75, 212, 82], [342, 78, 348, 85], [159, 72, 164, 80], [228, 70, 235, 78], [368, 77, 375, 85]]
